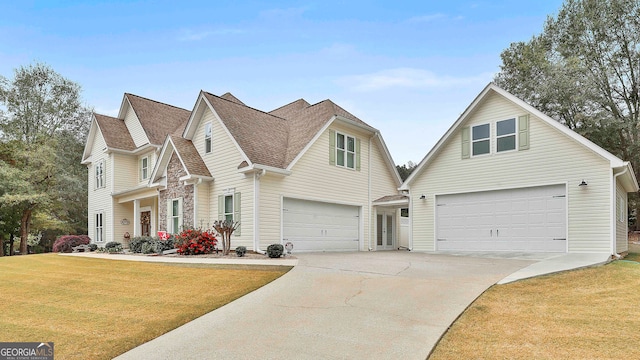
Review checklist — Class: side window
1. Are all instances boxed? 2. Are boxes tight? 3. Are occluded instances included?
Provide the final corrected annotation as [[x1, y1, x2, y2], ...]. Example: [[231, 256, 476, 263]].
[[496, 118, 516, 152], [95, 160, 105, 189], [618, 195, 625, 223], [218, 192, 241, 235], [95, 213, 104, 242], [140, 156, 150, 181], [471, 123, 490, 156], [204, 123, 212, 154], [335, 132, 356, 169], [168, 197, 183, 233]]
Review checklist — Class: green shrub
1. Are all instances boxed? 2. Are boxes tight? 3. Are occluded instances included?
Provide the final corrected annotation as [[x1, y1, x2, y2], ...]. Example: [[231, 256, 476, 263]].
[[129, 236, 154, 253], [104, 241, 123, 253], [141, 242, 154, 254], [267, 244, 283, 258], [129, 236, 174, 254], [235, 246, 247, 257], [88, 243, 98, 252]]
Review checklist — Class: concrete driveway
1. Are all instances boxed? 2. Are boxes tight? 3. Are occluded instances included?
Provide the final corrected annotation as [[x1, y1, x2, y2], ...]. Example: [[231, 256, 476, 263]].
[[116, 251, 533, 360]]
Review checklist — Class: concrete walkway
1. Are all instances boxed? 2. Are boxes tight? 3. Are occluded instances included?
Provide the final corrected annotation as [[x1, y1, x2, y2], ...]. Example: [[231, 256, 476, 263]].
[[59, 252, 298, 266], [114, 252, 533, 360]]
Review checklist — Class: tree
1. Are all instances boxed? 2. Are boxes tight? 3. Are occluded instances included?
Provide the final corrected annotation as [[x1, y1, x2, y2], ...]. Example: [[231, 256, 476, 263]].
[[0, 62, 91, 254], [495, 0, 640, 226], [396, 161, 417, 182]]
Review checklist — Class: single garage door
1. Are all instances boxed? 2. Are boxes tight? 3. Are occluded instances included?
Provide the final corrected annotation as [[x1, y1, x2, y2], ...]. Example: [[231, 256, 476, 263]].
[[283, 198, 360, 252], [436, 184, 566, 252]]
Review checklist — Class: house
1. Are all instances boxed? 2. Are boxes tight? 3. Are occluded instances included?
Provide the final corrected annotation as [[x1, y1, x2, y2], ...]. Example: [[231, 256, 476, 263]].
[[400, 83, 639, 255], [82, 91, 403, 252]]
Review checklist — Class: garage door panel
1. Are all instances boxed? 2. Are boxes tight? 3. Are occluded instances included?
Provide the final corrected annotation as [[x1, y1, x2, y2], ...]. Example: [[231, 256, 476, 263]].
[[436, 185, 566, 252], [283, 198, 360, 252]]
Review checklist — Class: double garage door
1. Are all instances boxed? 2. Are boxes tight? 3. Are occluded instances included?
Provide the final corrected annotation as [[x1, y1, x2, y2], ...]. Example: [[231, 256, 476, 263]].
[[436, 184, 566, 252], [283, 198, 360, 252]]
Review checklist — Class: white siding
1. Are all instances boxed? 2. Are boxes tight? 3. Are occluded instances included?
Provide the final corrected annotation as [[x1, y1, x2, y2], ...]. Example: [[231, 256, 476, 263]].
[[195, 182, 210, 229], [616, 181, 628, 253], [112, 153, 138, 193], [123, 104, 149, 147], [87, 129, 113, 244], [410, 92, 611, 253], [195, 107, 254, 249]]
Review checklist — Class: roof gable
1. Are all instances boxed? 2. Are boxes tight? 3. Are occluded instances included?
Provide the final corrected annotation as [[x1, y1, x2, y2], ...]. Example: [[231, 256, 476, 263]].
[[94, 113, 137, 151], [220, 92, 245, 105], [401, 83, 630, 189], [124, 93, 191, 146], [150, 135, 212, 184]]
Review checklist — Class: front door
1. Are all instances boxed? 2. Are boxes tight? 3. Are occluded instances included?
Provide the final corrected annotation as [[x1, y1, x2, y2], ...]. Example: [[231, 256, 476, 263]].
[[376, 212, 395, 250], [141, 211, 151, 237]]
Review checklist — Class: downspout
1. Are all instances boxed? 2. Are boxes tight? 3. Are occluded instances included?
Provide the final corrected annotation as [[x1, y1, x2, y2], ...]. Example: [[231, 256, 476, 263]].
[[368, 135, 373, 251], [254, 169, 266, 254], [612, 166, 629, 258]]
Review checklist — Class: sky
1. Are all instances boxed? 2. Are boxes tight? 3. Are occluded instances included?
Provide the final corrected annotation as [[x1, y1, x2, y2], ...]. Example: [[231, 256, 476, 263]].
[[0, 0, 564, 165]]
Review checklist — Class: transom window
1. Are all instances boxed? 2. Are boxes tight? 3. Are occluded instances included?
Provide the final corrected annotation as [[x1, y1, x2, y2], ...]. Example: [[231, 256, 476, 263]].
[[95, 160, 105, 189], [336, 132, 356, 169], [472, 123, 490, 156], [204, 123, 212, 154], [496, 118, 516, 152], [140, 156, 150, 180]]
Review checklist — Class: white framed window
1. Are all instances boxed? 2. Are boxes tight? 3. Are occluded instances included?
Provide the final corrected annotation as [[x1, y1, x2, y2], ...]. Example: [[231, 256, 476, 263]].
[[95, 212, 104, 242], [496, 118, 517, 152], [204, 123, 212, 154], [218, 191, 241, 235], [224, 194, 234, 221], [336, 132, 356, 169], [618, 195, 625, 223], [140, 156, 150, 181], [471, 123, 490, 156], [170, 198, 183, 233], [95, 160, 105, 189]]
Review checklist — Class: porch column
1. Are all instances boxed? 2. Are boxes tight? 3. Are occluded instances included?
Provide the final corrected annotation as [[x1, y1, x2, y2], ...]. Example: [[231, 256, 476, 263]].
[[133, 199, 140, 237]]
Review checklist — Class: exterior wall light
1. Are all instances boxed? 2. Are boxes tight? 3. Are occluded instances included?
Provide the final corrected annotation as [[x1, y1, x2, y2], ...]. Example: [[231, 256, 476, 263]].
[[419, 194, 426, 200], [579, 180, 588, 187]]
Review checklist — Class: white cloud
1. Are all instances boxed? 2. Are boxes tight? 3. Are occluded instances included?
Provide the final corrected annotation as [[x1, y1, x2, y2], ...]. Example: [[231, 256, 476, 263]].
[[337, 68, 494, 92]]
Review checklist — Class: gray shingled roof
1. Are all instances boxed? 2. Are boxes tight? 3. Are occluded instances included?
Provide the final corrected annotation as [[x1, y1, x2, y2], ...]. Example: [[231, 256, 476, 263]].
[[169, 135, 212, 177], [220, 92, 245, 106], [94, 113, 136, 151], [125, 93, 191, 145]]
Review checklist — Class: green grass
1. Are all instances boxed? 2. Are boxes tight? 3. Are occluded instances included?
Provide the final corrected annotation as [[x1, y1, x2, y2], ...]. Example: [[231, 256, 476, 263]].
[[0, 254, 290, 359], [429, 253, 640, 359]]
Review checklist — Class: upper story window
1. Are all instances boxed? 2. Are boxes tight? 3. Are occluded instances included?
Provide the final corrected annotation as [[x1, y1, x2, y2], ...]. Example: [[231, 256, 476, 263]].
[[496, 118, 516, 152], [204, 123, 212, 154], [471, 123, 490, 156], [95, 160, 105, 189], [336, 132, 356, 169], [140, 156, 150, 181]]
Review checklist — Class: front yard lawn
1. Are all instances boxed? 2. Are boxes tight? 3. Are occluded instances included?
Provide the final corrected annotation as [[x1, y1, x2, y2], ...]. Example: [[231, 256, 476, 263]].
[[430, 255, 640, 359], [0, 254, 290, 359]]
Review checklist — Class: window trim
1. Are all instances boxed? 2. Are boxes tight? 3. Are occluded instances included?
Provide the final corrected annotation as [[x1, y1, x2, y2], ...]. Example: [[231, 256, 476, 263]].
[[471, 123, 491, 157], [204, 122, 212, 154], [95, 212, 104, 243], [95, 160, 105, 189], [140, 155, 150, 181], [618, 195, 625, 223], [335, 131, 356, 170], [223, 194, 234, 221], [170, 198, 182, 233], [496, 117, 518, 153]]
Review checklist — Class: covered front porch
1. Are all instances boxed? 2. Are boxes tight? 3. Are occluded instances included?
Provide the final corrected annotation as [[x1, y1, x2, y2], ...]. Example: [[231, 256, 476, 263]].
[[113, 186, 159, 248], [372, 194, 410, 251]]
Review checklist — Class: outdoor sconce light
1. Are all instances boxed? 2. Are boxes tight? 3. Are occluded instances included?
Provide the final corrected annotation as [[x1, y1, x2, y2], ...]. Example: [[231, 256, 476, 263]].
[[419, 194, 426, 200], [579, 180, 588, 187]]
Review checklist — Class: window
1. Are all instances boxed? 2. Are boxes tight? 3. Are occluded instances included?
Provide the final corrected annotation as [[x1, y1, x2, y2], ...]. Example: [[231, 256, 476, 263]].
[[140, 156, 150, 180], [496, 118, 516, 152], [204, 123, 212, 154], [218, 192, 241, 235], [171, 198, 182, 233], [224, 195, 234, 221], [336, 132, 356, 169], [618, 195, 626, 223], [471, 123, 490, 156], [95, 160, 105, 189], [95, 213, 104, 242]]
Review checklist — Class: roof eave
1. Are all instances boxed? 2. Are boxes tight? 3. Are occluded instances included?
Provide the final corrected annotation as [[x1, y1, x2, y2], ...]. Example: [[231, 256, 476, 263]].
[[238, 164, 292, 176]]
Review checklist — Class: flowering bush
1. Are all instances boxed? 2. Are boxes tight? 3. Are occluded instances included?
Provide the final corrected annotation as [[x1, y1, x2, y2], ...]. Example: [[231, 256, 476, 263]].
[[53, 235, 91, 253], [174, 228, 217, 255]]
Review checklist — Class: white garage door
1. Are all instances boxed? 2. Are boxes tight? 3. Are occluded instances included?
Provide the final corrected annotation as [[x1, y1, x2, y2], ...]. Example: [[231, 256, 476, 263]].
[[436, 184, 566, 252], [283, 198, 360, 252]]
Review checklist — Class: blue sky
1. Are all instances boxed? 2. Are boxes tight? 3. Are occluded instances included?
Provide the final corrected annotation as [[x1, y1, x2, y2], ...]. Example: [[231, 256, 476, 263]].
[[0, 1, 563, 165]]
